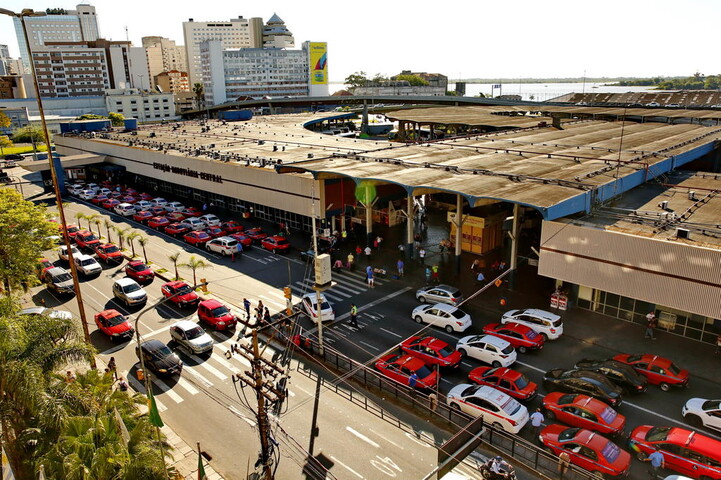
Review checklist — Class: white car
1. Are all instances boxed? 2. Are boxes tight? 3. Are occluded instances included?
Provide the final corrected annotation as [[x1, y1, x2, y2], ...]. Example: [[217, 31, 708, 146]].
[[67, 184, 85, 195], [411, 303, 471, 333], [151, 197, 168, 207], [19, 306, 72, 320], [415, 284, 463, 305], [180, 217, 205, 231], [447, 384, 529, 434], [646, 102, 660, 107], [206, 236, 241, 256], [79, 189, 96, 200], [169, 320, 214, 355], [85, 183, 99, 192], [73, 254, 102, 276], [199, 214, 220, 227], [682, 398, 721, 432], [134, 200, 153, 212], [501, 308, 563, 341], [97, 187, 112, 196], [58, 244, 80, 262], [165, 201, 185, 212], [455, 334, 516, 367], [114, 202, 135, 217], [300, 292, 334, 322], [112, 278, 147, 306]]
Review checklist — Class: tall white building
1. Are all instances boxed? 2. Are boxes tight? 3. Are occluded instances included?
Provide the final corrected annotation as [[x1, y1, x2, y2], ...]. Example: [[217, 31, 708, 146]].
[[142, 36, 188, 88], [182, 16, 263, 87], [13, 4, 99, 73], [262, 14, 294, 49]]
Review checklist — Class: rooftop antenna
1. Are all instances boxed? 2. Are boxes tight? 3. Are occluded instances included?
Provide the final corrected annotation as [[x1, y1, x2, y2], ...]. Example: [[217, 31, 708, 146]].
[[125, 26, 129, 43]]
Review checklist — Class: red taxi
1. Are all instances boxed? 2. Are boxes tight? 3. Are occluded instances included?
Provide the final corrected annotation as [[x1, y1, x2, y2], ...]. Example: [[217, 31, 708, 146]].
[[540, 426, 631, 478], [63, 224, 81, 241], [184, 231, 211, 246], [261, 235, 290, 253], [166, 211, 186, 222], [245, 227, 267, 243], [221, 221, 244, 233], [483, 322, 545, 353], [148, 216, 170, 229], [542, 393, 626, 437], [468, 366, 538, 401], [198, 299, 237, 330], [230, 233, 253, 248], [94, 309, 134, 341], [204, 226, 227, 238], [613, 354, 689, 391], [375, 353, 439, 390], [182, 207, 203, 217], [160, 281, 199, 308], [125, 260, 154, 283], [102, 198, 121, 210], [94, 243, 123, 264], [400, 336, 462, 368], [133, 210, 154, 223], [165, 223, 190, 237]]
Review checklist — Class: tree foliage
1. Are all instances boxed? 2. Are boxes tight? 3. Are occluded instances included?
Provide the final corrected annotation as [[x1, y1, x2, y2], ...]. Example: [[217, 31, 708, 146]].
[[179, 255, 210, 286], [12, 124, 47, 144], [108, 112, 125, 126], [0, 189, 57, 293], [76, 114, 106, 121], [0, 111, 10, 129], [344, 71, 369, 89], [0, 135, 12, 154], [615, 73, 721, 90], [393, 74, 429, 86]]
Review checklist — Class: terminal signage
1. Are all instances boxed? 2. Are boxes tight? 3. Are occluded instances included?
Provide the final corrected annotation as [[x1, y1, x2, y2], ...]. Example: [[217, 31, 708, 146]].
[[152, 163, 222, 183]]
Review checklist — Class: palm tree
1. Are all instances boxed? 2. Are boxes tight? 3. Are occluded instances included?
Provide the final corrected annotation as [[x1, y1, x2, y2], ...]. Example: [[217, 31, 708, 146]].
[[179, 255, 209, 286], [104, 218, 113, 243], [85, 213, 100, 235], [74, 212, 86, 229], [137, 236, 149, 263], [114, 227, 128, 250], [192, 83, 204, 110], [93, 217, 102, 238], [127, 231, 140, 258], [168, 252, 181, 280]]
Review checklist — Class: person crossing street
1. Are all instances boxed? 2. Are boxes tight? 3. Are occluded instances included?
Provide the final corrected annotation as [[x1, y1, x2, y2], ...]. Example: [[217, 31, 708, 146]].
[[349, 304, 359, 328]]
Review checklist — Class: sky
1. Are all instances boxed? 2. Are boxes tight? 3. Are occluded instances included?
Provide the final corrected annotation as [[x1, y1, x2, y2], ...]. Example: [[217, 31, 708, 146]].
[[1, 0, 719, 82]]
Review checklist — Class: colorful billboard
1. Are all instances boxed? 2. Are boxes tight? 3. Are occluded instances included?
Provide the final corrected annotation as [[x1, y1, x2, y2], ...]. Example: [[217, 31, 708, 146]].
[[309, 42, 328, 85]]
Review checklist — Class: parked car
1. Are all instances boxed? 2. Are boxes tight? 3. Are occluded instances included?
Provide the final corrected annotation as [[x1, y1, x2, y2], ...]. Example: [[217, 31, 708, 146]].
[[541, 426, 631, 478], [73, 254, 102, 276], [94, 309, 134, 341], [682, 398, 721, 432], [91, 194, 108, 206], [58, 244, 80, 262], [612, 354, 689, 391], [74, 231, 101, 251], [501, 308, 563, 341], [132, 210, 154, 223], [94, 243, 123, 264], [62, 224, 81, 241], [468, 366, 538, 401], [79, 189, 96, 200], [229, 233, 253, 248], [37, 257, 54, 278], [102, 198, 121, 210], [165, 201, 185, 212], [629, 426, 721, 480], [148, 216, 171, 230], [197, 299, 237, 330], [300, 292, 334, 322], [166, 211, 186, 223], [150, 197, 168, 207], [204, 226, 226, 238], [161, 281, 199, 308], [20, 306, 72, 320], [245, 227, 267, 243], [542, 393, 626, 437], [221, 221, 244, 233], [182, 207, 203, 217], [148, 206, 167, 217], [136, 339, 182, 376], [169, 320, 214, 355], [165, 223, 191, 237], [134, 200, 153, 212], [483, 322, 544, 353], [456, 334, 516, 367], [180, 217, 205, 231], [400, 336, 462, 368], [199, 214, 221, 227], [574, 358, 648, 394], [206, 236, 241, 256], [261, 235, 290, 253], [183, 230, 212, 247], [375, 353, 438, 389], [543, 369, 623, 408], [114, 202, 135, 217], [125, 260, 155, 283], [415, 284, 463, 305], [112, 278, 147, 306], [447, 384, 529, 434], [412, 303, 472, 333], [42, 267, 75, 295], [119, 195, 137, 205]]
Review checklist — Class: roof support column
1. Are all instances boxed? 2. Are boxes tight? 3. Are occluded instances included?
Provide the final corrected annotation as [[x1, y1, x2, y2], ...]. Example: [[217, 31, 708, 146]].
[[406, 194, 415, 259], [451, 194, 465, 273], [509, 203, 521, 289], [361, 102, 369, 134]]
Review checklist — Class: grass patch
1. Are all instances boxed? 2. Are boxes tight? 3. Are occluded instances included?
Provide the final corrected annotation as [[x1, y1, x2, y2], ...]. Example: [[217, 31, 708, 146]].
[[1, 145, 49, 156]]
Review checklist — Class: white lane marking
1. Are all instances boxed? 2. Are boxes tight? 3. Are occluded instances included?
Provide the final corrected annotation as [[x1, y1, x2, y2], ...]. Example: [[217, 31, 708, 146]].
[[177, 376, 200, 395], [263, 289, 287, 300], [346, 426, 380, 448], [229, 405, 257, 427], [332, 282, 364, 295], [329, 455, 364, 479], [461, 362, 474, 368], [440, 378, 453, 385], [259, 295, 285, 309], [210, 348, 247, 371], [379, 328, 403, 338], [359, 341, 380, 351], [182, 365, 213, 388], [151, 377, 184, 403], [188, 354, 228, 380], [126, 374, 168, 411], [515, 360, 544, 373]]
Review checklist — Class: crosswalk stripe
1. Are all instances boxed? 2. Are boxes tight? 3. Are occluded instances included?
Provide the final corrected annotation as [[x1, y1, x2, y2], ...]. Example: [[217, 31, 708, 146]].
[[187, 354, 228, 380], [336, 273, 372, 287], [260, 294, 285, 309], [264, 289, 286, 300], [151, 377, 184, 403], [298, 278, 351, 299], [182, 365, 213, 388], [321, 291, 344, 302], [177, 376, 200, 395], [331, 282, 364, 295], [211, 348, 249, 370]]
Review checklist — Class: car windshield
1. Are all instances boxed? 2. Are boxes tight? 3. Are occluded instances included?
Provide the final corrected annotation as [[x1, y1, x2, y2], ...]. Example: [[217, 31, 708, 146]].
[[450, 309, 466, 319], [551, 318, 563, 327], [702, 400, 721, 410], [83, 234, 97, 241], [600, 441, 621, 463], [646, 426, 671, 442], [124, 283, 141, 293], [558, 394, 577, 404], [558, 427, 581, 442], [107, 314, 127, 326], [210, 306, 230, 316], [104, 245, 120, 253], [130, 263, 148, 272], [462, 385, 480, 397], [176, 284, 192, 294], [599, 406, 617, 424], [80, 259, 95, 266], [500, 396, 522, 416], [437, 346, 454, 357], [501, 345, 514, 354], [310, 300, 331, 310], [185, 326, 205, 339], [152, 345, 173, 359], [55, 273, 72, 282], [415, 365, 432, 379]]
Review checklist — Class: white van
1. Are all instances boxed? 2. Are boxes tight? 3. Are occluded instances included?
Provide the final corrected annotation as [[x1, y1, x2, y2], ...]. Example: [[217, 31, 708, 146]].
[[114, 202, 135, 217], [447, 384, 529, 434], [501, 308, 563, 341]]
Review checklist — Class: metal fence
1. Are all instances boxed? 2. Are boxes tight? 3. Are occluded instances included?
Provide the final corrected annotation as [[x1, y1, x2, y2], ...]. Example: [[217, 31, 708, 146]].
[[293, 338, 604, 480]]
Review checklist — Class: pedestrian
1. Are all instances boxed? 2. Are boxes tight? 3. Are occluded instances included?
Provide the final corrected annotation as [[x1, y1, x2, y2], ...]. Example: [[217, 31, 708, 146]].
[[350, 303, 359, 328], [431, 264, 440, 284], [645, 311, 657, 340], [355, 245, 362, 256], [373, 237, 379, 249], [376, 236, 383, 248], [471, 259, 481, 277], [419, 248, 426, 264], [243, 298, 251, 320], [716, 334, 721, 354], [65, 370, 76, 383], [425, 266, 431, 284], [202, 203, 208, 212], [107, 356, 118, 380], [117, 377, 129, 392], [558, 451, 571, 479], [530, 408, 545, 442], [364, 246, 372, 258], [476, 271, 486, 284], [347, 252, 355, 270], [264, 307, 272, 325], [366, 265, 374, 287], [397, 259, 404, 277], [647, 450, 664, 479], [429, 392, 438, 411], [408, 372, 419, 393], [398, 243, 405, 253], [341, 230, 347, 241]]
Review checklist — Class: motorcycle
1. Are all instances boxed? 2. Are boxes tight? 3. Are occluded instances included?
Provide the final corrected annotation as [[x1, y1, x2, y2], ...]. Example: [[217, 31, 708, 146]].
[[479, 460, 517, 480]]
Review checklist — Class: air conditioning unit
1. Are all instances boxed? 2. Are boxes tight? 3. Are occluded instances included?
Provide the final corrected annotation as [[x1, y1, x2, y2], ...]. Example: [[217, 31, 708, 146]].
[[688, 190, 696, 201], [676, 228, 690, 239], [658, 200, 669, 210]]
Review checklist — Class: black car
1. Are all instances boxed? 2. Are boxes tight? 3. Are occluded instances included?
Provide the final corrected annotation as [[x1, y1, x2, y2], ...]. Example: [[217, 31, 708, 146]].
[[543, 369, 623, 408], [136, 339, 183, 376], [574, 358, 648, 394]]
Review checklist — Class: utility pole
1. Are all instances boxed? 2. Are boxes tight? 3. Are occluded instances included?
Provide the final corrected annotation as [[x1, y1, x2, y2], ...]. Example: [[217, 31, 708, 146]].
[[232, 328, 286, 479]]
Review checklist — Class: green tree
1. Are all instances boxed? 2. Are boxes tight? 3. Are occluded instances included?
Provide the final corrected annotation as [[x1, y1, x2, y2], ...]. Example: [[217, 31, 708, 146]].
[[393, 74, 429, 86], [85, 213, 100, 235], [0, 111, 10, 129], [12, 124, 46, 145], [108, 112, 125, 127], [0, 135, 12, 156], [0, 190, 57, 294], [114, 227, 129, 251], [345, 71, 368, 89], [74, 212, 87, 230], [137, 236, 149, 263], [0, 298, 94, 478], [179, 255, 209, 286], [372, 73, 389, 84], [168, 252, 181, 280], [76, 114, 106, 120], [126, 231, 140, 257], [93, 217, 103, 238], [192, 83, 205, 110]]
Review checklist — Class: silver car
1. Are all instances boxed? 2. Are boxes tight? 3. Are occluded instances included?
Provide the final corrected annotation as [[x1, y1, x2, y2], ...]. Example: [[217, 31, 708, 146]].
[[169, 320, 214, 355], [112, 278, 147, 306], [415, 284, 463, 305]]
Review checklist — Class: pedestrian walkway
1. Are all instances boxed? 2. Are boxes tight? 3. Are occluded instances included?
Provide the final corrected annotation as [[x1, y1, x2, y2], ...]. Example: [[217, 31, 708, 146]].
[[290, 269, 389, 302]]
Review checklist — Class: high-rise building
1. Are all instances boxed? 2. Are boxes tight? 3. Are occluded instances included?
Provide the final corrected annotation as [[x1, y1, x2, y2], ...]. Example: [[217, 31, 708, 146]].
[[142, 36, 188, 88], [0, 45, 11, 75], [13, 4, 99, 73], [31, 42, 110, 97], [154, 70, 189, 94], [182, 16, 263, 87], [262, 14, 294, 49]]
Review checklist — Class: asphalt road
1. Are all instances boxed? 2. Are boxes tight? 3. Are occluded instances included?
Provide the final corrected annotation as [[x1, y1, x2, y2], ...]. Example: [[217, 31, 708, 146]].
[[29, 190, 721, 480]]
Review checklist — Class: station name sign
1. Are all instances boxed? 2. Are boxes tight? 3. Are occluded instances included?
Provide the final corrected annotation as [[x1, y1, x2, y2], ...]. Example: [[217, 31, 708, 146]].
[[153, 163, 222, 183]]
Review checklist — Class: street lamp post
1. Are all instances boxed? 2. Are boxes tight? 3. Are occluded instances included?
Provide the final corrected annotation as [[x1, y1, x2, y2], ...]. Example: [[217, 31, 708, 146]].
[[0, 8, 95, 368]]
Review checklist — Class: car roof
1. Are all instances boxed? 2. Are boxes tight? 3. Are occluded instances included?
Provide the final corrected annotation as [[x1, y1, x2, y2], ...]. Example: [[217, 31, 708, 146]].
[[20, 307, 48, 315], [386, 354, 426, 370], [302, 292, 328, 301], [173, 320, 202, 331], [99, 308, 123, 317], [478, 334, 512, 348], [140, 339, 166, 351], [47, 266, 68, 275], [165, 280, 187, 287], [115, 277, 138, 286], [200, 299, 223, 308], [513, 308, 560, 320], [128, 260, 145, 266], [472, 385, 512, 404], [433, 303, 460, 312], [75, 253, 93, 260], [487, 367, 522, 380]]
